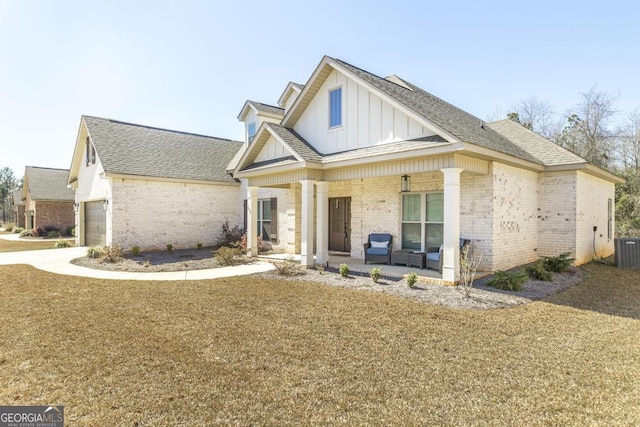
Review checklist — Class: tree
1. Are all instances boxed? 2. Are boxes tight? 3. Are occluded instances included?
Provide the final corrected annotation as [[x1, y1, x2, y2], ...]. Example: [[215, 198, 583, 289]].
[[557, 87, 618, 168], [507, 96, 559, 139], [0, 167, 18, 223], [618, 109, 640, 172]]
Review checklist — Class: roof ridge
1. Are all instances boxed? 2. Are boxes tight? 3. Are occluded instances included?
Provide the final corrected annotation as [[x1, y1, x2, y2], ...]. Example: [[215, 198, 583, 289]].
[[332, 57, 415, 93], [25, 165, 70, 172], [82, 115, 242, 143], [249, 100, 284, 110]]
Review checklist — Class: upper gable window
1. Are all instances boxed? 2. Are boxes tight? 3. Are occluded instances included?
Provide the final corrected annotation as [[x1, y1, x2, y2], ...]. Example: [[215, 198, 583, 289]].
[[247, 122, 257, 142], [329, 87, 342, 128], [85, 136, 96, 166]]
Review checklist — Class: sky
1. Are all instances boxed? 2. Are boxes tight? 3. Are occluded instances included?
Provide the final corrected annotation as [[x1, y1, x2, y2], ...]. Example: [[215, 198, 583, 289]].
[[1, 0, 639, 179]]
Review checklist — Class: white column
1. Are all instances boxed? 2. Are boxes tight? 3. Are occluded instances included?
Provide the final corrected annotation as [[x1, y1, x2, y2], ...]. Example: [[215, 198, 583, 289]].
[[441, 168, 463, 283], [300, 180, 315, 267], [247, 186, 258, 257], [316, 181, 329, 266]]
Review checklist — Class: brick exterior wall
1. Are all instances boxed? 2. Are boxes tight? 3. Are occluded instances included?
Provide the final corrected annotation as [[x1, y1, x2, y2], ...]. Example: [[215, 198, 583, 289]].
[[576, 171, 615, 263], [34, 201, 74, 231], [537, 171, 577, 258], [13, 205, 25, 228], [110, 179, 241, 251]]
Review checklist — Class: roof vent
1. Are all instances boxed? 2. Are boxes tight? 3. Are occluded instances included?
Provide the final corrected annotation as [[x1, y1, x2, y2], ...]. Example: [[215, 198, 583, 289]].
[[385, 75, 413, 91], [479, 121, 485, 129]]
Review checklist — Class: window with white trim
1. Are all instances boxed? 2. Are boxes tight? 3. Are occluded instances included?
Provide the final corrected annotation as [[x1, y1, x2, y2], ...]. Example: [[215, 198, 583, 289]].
[[329, 87, 342, 128], [86, 136, 96, 166], [401, 192, 444, 251], [257, 199, 272, 241], [247, 122, 257, 142]]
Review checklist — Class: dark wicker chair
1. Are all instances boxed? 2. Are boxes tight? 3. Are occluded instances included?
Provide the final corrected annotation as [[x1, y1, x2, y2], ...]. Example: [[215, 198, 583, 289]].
[[426, 238, 470, 273], [364, 233, 393, 265]]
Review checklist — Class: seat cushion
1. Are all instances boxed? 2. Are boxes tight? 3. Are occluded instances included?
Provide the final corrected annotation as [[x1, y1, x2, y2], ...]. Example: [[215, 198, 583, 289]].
[[367, 248, 389, 256], [426, 252, 440, 262]]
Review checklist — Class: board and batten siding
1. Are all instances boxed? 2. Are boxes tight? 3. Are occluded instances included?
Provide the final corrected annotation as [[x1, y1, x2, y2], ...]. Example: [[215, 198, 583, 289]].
[[294, 69, 436, 154], [254, 134, 292, 163]]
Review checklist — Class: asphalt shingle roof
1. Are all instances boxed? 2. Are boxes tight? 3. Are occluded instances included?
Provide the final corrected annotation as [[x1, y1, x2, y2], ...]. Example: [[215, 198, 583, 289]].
[[24, 167, 75, 201], [332, 58, 543, 164], [250, 101, 285, 118], [83, 116, 243, 183]]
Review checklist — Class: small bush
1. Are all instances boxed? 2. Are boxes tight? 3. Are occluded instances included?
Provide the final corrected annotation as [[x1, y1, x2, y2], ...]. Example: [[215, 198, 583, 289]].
[[55, 239, 71, 248], [87, 246, 104, 259], [215, 246, 243, 266], [406, 272, 418, 288], [166, 244, 173, 252], [3, 223, 14, 232], [131, 246, 141, 257], [101, 245, 124, 263], [20, 229, 33, 237], [197, 242, 203, 250], [66, 226, 75, 237], [34, 226, 47, 237], [369, 267, 382, 283], [217, 219, 245, 247], [525, 259, 553, 281], [47, 230, 61, 238], [339, 263, 350, 278], [316, 264, 324, 275], [487, 270, 528, 292], [543, 252, 575, 273], [14, 227, 24, 234], [274, 257, 305, 276]]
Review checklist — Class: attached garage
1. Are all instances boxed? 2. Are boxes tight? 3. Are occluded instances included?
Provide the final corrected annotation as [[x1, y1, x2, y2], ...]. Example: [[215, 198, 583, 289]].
[[84, 201, 106, 247]]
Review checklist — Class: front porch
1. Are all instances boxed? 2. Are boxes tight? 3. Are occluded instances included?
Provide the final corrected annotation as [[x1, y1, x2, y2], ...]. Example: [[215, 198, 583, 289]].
[[259, 253, 449, 284]]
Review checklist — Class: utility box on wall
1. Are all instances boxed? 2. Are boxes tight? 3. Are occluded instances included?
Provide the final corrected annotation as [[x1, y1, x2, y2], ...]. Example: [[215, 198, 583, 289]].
[[615, 238, 640, 268]]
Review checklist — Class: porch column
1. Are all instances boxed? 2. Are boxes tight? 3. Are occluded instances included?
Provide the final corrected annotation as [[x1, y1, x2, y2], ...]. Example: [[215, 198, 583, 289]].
[[300, 179, 315, 267], [247, 186, 258, 257], [316, 181, 329, 265], [441, 168, 463, 283]]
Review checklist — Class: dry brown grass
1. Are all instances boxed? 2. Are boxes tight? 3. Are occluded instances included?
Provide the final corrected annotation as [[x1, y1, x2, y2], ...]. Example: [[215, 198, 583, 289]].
[[0, 262, 638, 425], [0, 237, 71, 252]]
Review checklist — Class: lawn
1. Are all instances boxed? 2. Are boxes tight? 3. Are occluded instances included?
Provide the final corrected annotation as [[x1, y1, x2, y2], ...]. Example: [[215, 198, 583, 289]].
[[0, 262, 638, 425], [0, 236, 73, 252]]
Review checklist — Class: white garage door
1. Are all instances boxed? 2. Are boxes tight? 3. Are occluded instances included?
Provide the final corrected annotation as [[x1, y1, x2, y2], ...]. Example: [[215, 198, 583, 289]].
[[85, 201, 106, 247]]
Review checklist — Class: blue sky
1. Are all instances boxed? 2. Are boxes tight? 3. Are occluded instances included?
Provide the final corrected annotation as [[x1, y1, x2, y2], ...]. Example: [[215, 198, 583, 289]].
[[1, 0, 638, 178]]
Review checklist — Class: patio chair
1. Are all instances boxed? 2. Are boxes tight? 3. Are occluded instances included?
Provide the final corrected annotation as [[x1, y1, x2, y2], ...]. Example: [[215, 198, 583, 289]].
[[364, 233, 393, 265], [426, 238, 471, 273]]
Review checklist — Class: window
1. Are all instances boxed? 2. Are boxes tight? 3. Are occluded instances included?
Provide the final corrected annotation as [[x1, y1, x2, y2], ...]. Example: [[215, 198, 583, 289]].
[[329, 87, 342, 128], [247, 122, 257, 142], [608, 198, 613, 241], [401, 192, 444, 251], [86, 137, 96, 166], [257, 199, 273, 241]]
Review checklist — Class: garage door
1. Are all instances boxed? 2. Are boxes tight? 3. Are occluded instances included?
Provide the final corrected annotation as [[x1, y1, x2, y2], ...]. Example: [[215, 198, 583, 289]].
[[85, 201, 106, 247]]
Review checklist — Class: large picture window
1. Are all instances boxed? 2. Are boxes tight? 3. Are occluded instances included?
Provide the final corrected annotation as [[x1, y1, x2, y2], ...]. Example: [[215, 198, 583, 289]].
[[401, 192, 444, 251]]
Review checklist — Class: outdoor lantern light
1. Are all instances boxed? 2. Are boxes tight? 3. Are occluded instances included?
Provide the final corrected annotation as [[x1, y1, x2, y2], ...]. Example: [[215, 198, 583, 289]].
[[401, 175, 411, 192], [73, 202, 79, 212], [102, 199, 109, 211]]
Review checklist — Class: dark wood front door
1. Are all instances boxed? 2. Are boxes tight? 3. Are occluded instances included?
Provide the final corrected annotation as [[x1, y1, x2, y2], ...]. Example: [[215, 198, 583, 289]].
[[329, 197, 351, 252]]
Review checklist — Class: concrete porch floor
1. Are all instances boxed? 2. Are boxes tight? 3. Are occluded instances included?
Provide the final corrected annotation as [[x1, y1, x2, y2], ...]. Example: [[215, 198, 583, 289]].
[[258, 252, 443, 281]]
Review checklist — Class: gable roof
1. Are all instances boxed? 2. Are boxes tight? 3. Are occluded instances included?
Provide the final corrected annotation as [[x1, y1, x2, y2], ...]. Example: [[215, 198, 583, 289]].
[[23, 166, 74, 201], [237, 100, 285, 121], [80, 116, 243, 183], [277, 82, 304, 108], [486, 119, 586, 167]]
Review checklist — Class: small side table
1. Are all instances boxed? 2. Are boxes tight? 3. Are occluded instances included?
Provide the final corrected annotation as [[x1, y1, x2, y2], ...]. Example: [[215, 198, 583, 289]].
[[391, 250, 410, 266], [407, 252, 426, 269]]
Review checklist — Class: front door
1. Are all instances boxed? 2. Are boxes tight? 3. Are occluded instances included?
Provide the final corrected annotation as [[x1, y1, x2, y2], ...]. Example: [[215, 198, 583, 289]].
[[329, 197, 351, 252]]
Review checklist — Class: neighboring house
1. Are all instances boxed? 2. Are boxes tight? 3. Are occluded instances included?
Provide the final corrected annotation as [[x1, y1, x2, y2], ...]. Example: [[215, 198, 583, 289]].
[[11, 189, 25, 228], [232, 55, 623, 282], [22, 166, 74, 231], [67, 116, 245, 249]]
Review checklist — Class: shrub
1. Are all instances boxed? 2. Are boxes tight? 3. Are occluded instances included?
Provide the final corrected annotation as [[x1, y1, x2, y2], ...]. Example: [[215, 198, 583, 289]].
[[14, 227, 23, 234], [217, 219, 244, 247], [131, 246, 141, 257], [525, 259, 553, 281], [66, 226, 75, 237], [47, 230, 61, 238], [166, 244, 173, 252], [20, 230, 33, 237], [55, 239, 71, 248], [34, 226, 48, 237], [369, 267, 382, 283], [406, 272, 418, 288], [87, 246, 104, 259], [215, 246, 243, 266], [197, 242, 203, 250], [274, 257, 305, 276], [543, 252, 575, 273], [339, 263, 350, 278], [460, 245, 483, 299], [487, 270, 528, 292], [234, 233, 264, 253], [101, 245, 124, 263], [3, 223, 14, 232], [316, 264, 324, 275]]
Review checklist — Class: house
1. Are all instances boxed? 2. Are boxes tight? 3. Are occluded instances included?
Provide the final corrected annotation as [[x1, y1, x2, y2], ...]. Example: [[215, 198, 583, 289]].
[[11, 189, 25, 228], [232, 56, 623, 283], [67, 116, 246, 249], [22, 166, 74, 231]]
